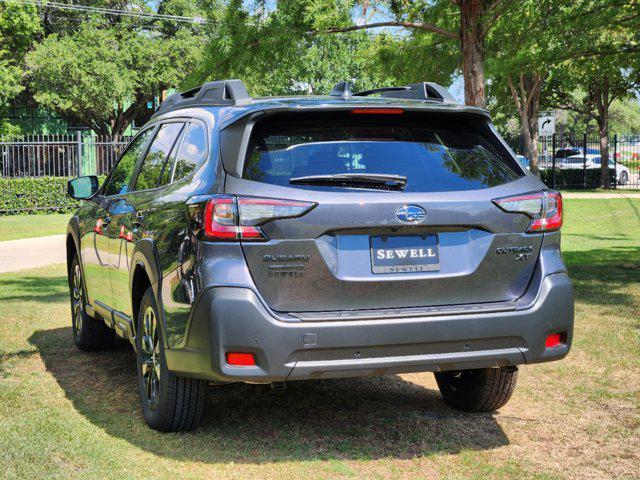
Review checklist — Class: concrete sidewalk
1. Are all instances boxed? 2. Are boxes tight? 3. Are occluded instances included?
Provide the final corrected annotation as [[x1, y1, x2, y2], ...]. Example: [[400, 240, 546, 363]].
[[0, 234, 66, 273]]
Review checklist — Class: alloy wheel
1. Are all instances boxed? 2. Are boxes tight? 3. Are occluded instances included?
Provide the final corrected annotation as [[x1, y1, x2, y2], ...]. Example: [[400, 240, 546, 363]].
[[71, 264, 84, 341], [140, 306, 161, 411]]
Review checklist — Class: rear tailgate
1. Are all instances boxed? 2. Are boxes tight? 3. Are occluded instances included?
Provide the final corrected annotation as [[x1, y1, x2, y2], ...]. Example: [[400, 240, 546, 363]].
[[222, 109, 542, 314], [227, 178, 541, 312]]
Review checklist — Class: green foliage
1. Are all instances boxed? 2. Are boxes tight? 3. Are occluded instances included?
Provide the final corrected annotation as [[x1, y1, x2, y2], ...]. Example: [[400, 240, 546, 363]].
[[0, 176, 105, 214], [0, 1, 41, 110], [0, 120, 23, 136], [26, 24, 138, 134], [610, 99, 640, 136], [25, 0, 207, 135], [193, 0, 384, 95]]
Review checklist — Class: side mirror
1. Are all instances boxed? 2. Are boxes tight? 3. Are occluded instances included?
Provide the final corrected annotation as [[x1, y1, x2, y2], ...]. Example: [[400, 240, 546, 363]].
[[68, 176, 99, 200]]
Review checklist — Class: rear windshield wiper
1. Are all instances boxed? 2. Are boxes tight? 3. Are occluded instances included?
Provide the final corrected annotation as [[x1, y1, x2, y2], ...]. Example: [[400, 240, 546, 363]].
[[289, 173, 407, 190]]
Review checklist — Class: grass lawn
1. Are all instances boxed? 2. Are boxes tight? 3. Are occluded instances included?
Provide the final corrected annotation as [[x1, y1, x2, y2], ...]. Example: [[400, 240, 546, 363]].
[[0, 198, 638, 479], [0, 213, 69, 242]]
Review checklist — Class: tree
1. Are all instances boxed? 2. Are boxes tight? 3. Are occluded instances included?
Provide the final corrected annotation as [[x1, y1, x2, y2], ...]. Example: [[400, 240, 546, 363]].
[[545, 1, 640, 187], [549, 66, 638, 187], [308, 0, 520, 108], [486, 0, 558, 176], [192, 0, 383, 95], [0, 1, 41, 133], [487, 0, 640, 179], [25, 1, 207, 135]]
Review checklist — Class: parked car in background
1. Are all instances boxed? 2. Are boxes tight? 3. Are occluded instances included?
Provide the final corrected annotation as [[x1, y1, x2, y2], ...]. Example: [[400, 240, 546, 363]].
[[555, 147, 600, 159], [562, 154, 630, 185]]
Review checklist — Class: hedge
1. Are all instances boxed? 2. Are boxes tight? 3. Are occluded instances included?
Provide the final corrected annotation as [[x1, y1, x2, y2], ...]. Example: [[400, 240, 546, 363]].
[[540, 168, 616, 189], [0, 176, 105, 215], [0, 169, 617, 215]]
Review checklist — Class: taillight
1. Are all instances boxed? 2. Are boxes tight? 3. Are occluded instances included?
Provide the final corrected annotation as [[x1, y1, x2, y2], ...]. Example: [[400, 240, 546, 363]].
[[204, 195, 316, 241], [492, 190, 562, 233]]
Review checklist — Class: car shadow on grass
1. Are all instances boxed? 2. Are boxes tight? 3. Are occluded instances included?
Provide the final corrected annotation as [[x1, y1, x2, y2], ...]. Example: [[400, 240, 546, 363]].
[[29, 326, 509, 463]]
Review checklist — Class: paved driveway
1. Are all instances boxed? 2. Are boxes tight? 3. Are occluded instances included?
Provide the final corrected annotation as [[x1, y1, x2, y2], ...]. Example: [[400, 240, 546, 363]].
[[0, 235, 66, 273]]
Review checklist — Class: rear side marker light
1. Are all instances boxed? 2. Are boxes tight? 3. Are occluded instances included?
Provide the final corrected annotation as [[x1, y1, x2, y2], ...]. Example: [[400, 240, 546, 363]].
[[226, 352, 256, 366], [492, 190, 563, 233], [350, 108, 404, 115], [204, 196, 316, 241], [545, 333, 562, 348]]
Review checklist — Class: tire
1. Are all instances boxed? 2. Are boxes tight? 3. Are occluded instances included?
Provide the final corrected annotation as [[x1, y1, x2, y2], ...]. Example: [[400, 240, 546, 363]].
[[619, 171, 628, 186], [434, 367, 518, 413], [69, 255, 114, 351], [135, 286, 206, 432]]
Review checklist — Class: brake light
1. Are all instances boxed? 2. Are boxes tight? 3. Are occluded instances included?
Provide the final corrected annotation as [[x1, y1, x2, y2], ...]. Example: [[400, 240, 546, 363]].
[[350, 108, 404, 115], [493, 191, 562, 233], [204, 196, 316, 241]]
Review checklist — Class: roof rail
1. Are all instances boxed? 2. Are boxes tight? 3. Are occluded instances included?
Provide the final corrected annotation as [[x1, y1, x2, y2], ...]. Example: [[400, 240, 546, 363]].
[[328, 81, 457, 103], [379, 82, 457, 103], [154, 79, 251, 116]]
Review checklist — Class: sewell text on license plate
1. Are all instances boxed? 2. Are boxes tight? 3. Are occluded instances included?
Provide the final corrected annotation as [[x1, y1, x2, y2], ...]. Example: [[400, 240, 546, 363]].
[[370, 234, 440, 274]]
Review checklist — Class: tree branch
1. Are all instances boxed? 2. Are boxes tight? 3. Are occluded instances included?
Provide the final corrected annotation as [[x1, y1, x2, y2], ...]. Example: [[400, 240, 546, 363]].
[[507, 76, 523, 114], [313, 21, 458, 40], [481, 0, 515, 39], [547, 46, 640, 63]]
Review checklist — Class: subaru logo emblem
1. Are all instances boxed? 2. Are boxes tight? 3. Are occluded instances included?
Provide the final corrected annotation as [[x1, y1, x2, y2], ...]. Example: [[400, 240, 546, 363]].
[[395, 205, 426, 224]]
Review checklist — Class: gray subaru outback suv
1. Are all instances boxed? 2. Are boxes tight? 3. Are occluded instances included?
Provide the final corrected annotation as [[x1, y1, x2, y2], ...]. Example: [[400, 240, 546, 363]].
[[66, 79, 574, 431]]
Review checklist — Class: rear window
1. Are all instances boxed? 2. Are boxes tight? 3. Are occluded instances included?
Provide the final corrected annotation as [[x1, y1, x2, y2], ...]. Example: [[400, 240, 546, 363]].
[[242, 112, 521, 192]]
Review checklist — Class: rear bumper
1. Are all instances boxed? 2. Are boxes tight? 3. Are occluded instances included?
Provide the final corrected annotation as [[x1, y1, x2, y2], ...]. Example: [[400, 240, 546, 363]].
[[165, 272, 574, 382]]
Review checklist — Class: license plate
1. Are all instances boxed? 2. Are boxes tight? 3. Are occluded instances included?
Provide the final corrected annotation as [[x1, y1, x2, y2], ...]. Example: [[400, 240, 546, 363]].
[[370, 234, 440, 274]]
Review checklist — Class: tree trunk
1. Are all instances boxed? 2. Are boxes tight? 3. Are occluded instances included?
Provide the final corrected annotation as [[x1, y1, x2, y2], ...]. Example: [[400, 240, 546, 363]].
[[593, 79, 610, 188], [507, 73, 543, 177], [110, 98, 145, 136], [460, 0, 486, 108]]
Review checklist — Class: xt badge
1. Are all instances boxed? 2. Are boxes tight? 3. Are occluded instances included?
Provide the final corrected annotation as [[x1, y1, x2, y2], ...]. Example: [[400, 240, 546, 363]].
[[496, 245, 534, 261]]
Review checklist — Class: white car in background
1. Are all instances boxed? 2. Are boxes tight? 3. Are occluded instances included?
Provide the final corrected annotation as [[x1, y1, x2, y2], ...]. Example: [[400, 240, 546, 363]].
[[563, 154, 630, 185]]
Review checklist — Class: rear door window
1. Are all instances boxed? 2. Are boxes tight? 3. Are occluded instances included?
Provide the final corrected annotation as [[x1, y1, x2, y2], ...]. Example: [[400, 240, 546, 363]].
[[242, 112, 521, 192], [133, 122, 185, 191], [171, 122, 207, 182]]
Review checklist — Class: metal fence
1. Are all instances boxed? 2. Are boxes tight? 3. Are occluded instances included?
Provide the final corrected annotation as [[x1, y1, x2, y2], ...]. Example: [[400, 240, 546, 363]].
[[507, 134, 640, 190], [0, 133, 131, 178]]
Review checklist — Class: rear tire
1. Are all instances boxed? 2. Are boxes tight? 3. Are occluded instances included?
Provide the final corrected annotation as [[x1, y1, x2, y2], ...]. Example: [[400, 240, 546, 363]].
[[434, 367, 518, 413], [135, 287, 206, 431], [69, 255, 114, 351]]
